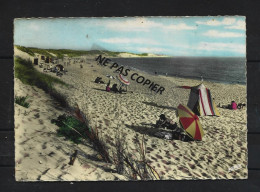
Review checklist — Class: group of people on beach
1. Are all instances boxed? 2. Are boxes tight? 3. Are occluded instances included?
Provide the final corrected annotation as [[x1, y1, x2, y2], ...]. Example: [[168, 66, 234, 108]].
[[106, 80, 126, 93], [94, 77, 126, 94]]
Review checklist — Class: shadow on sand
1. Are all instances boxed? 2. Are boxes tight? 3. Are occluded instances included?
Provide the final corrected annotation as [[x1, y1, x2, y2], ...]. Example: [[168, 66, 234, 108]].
[[92, 88, 127, 94], [142, 101, 177, 110], [92, 88, 107, 92], [125, 124, 172, 138]]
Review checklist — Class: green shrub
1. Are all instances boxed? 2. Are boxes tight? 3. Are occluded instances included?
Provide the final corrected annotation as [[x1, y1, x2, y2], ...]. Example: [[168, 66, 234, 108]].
[[15, 96, 30, 108], [51, 114, 87, 144]]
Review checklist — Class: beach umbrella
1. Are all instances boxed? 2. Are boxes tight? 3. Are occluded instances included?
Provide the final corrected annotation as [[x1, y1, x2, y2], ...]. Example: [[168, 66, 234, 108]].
[[177, 104, 204, 141], [117, 74, 130, 86]]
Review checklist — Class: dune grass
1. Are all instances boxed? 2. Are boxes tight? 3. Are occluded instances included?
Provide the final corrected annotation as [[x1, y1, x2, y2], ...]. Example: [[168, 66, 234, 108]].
[[15, 96, 30, 108], [15, 45, 35, 56], [15, 56, 68, 107], [15, 45, 151, 59], [51, 114, 87, 144], [15, 56, 66, 91], [51, 106, 111, 163]]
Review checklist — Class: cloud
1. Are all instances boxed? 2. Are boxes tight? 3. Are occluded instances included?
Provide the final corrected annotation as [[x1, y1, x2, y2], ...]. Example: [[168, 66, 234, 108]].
[[103, 18, 195, 32], [99, 37, 160, 45], [196, 17, 245, 31], [197, 42, 246, 54], [166, 23, 196, 30], [225, 20, 246, 30], [203, 30, 244, 38], [196, 18, 237, 26], [104, 18, 161, 32]]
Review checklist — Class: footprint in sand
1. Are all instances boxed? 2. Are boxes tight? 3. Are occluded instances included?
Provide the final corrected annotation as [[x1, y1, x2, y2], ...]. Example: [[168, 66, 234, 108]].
[[38, 119, 44, 124], [48, 151, 55, 157], [42, 142, 47, 149], [37, 168, 50, 181]]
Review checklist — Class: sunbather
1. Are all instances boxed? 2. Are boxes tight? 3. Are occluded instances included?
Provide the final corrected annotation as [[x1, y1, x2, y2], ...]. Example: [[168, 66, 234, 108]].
[[220, 101, 238, 110]]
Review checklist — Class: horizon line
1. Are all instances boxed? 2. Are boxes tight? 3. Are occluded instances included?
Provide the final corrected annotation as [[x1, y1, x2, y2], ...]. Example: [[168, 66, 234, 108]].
[[14, 44, 246, 58]]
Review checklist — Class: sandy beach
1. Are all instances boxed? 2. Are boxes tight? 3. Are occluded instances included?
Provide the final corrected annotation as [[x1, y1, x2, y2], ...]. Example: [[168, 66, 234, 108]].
[[14, 49, 247, 181]]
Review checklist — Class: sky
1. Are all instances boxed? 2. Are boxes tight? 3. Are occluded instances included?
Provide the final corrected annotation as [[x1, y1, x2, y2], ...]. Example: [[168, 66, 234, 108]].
[[14, 16, 246, 57]]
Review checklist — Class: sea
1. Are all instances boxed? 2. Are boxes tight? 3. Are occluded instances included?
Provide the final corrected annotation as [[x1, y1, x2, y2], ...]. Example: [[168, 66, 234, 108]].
[[112, 57, 246, 85]]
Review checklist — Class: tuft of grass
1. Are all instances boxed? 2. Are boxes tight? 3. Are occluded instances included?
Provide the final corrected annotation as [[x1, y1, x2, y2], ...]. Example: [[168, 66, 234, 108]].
[[112, 133, 160, 180], [51, 114, 87, 144], [51, 104, 111, 163], [15, 96, 30, 108]]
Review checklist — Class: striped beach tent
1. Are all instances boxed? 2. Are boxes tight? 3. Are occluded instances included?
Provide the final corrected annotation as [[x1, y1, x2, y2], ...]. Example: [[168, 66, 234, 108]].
[[178, 83, 220, 116]]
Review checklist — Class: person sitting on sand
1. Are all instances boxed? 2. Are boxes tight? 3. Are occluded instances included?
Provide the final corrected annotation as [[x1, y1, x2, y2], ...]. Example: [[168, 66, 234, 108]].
[[94, 77, 105, 84], [111, 84, 121, 93], [156, 114, 177, 130], [156, 114, 188, 141], [106, 80, 111, 92], [95, 77, 101, 83]]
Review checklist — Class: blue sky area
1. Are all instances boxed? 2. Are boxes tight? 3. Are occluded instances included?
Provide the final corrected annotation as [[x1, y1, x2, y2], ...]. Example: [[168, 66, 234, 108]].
[[14, 16, 246, 57]]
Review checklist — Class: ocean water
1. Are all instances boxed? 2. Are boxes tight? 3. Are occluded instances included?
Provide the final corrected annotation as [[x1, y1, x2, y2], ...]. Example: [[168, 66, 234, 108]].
[[112, 57, 246, 84]]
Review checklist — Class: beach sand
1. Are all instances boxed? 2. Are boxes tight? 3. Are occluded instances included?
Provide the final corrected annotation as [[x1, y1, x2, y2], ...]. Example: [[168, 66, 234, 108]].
[[15, 49, 247, 180]]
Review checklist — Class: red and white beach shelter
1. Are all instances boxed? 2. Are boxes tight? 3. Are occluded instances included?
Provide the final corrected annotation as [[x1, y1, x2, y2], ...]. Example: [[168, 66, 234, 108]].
[[177, 83, 220, 116]]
